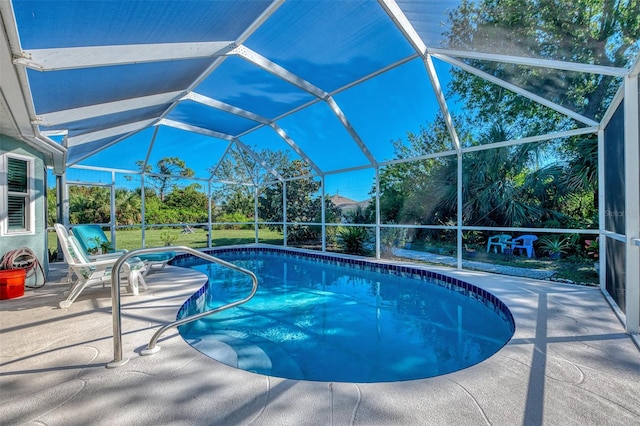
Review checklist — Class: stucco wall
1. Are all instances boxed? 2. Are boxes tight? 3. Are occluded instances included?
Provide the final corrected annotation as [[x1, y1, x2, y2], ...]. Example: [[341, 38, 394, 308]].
[[0, 134, 49, 285]]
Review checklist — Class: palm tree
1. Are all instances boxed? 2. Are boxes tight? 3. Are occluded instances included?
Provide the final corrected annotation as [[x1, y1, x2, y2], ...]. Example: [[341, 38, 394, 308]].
[[115, 189, 141, 225]]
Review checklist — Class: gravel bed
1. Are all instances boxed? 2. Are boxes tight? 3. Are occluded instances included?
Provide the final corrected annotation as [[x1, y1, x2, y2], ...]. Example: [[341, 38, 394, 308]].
[[391, 247, 556, 280]]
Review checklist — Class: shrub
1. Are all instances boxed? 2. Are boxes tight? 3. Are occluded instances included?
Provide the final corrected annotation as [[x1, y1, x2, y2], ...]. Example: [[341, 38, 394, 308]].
[[585, 237, 599, 260], [159, 231, 178, 246], [338, 227, 369, 255], [539, 236, 570, 258], [216, 212, 253, 230], [381, 226, 407, 254]]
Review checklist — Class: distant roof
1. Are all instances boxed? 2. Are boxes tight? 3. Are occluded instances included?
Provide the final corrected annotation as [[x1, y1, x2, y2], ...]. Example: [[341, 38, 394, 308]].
[[331, 195, 371, 212]]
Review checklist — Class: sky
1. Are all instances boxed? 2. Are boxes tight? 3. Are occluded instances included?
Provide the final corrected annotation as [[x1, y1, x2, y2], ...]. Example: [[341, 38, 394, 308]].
[[32, 0, 462, 203], [56, 56, 457, 202]]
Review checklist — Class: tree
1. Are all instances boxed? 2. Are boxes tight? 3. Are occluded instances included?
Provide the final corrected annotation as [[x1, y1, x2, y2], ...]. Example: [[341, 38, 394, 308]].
[[375, 0, 621, 236], [212, 145, 340, 242], [137, 157, 195, 202], [375, 117, 458, 225], [260, 159, 341, 243], [445, 0, 639, 123], [47, 187, 57, 227], [142, 191, 176, 225], [114, 188, 141, 225], [443, 0, 636, 202], [459, 125, 573, 228], [377, 117, 597, 242], [164, 183, 209, 223], [68, 185, 111, 224], [210, 146, 289, 217], [440, 0, 617, 226]]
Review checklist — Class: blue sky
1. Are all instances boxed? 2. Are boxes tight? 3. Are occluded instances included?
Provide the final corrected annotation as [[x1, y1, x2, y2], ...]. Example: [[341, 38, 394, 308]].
[[60, 56, 456, 202], [32, 0, 465, 202]]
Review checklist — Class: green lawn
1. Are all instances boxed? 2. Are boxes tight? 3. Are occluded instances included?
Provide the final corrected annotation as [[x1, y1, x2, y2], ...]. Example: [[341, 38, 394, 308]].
[[48, 227, 283, 254]]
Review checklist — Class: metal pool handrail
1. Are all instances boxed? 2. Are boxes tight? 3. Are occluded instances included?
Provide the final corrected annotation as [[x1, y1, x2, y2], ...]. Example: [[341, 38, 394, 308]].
[[107, 246, 258, 368]]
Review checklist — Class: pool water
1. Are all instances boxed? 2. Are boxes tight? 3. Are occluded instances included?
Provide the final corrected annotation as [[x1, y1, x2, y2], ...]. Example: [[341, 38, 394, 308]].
[[178, 250, 514, 383]]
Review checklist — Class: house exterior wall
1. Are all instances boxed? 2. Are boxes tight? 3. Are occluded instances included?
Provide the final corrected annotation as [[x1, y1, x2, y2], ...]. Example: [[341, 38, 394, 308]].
[[0, 134, 49, 284]]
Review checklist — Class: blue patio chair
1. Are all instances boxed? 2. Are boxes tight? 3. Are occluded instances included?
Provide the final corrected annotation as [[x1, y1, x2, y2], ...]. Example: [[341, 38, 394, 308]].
[[71, 224, 175, 275], [511, 235, 538, 258], [486, 234, 512, 253]]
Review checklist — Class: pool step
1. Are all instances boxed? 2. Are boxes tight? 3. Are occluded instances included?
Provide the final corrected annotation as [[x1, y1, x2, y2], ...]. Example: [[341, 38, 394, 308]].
[[184, 334, 238, 368], [240, 334, 305, 380], [186, 330, 303, 379]]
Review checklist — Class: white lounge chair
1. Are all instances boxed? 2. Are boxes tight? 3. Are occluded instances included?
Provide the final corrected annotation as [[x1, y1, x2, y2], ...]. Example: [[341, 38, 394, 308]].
[[70, 224, 175, 276], [54, 224, 147, 309]]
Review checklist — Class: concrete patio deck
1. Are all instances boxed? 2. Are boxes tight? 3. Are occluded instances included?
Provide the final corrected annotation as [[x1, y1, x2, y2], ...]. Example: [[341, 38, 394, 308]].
[[1, 252, 639, 425]]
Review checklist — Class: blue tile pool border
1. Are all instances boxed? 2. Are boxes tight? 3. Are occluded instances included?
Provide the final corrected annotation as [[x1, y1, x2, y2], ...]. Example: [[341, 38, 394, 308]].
[[171, 246, 515, 333]]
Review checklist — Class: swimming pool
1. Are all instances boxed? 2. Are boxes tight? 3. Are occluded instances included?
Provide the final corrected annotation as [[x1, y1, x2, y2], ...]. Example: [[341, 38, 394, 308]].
[[174, 247, 515, 383]]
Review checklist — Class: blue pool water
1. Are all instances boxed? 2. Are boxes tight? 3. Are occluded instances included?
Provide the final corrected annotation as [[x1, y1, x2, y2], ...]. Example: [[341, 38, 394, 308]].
[[176, 249, 514, 383]]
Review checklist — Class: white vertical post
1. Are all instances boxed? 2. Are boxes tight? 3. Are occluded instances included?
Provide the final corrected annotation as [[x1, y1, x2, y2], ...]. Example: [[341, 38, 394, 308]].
[[321, 176, 326, 252], [457, 153, 463, 269], [283, 180, 287, 247], [375, 167, 381, 259], [597, 128, 605, 291], [140, 174, 146, 248], [207, 181, 212, 249], [55, 174, 68, 261], [60, 135, 69, 232], [624, 74, 639, 334], [110, 171, 116, 245], [254, 185, 259, 243], [60, 173, 69, 228], [55, 173, 70, 260]]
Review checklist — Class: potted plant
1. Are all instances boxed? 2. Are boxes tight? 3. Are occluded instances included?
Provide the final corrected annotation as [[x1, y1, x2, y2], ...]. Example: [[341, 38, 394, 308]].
[[464, 244, 477, 258], [540, 236, 569, 260], [100, 240, 112, 254], [585, 238, 599, 272], [88, 236, 103, 255]]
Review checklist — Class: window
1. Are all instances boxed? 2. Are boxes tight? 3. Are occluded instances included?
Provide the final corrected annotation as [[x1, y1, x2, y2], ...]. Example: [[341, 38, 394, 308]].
[[2, 154, 34, 234]]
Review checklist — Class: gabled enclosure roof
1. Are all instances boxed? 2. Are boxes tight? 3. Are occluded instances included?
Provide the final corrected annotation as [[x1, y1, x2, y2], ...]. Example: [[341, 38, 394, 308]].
[[0, 0, 637, 180]]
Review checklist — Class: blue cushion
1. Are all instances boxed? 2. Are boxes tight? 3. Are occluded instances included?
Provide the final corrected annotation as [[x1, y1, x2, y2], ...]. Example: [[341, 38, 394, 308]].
[[71, 225, 110, 253], [136, 252, 176, 263], [71, 225, 175, 263]]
